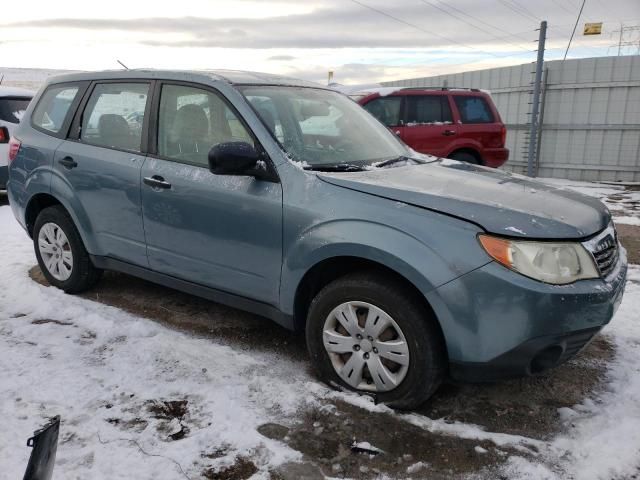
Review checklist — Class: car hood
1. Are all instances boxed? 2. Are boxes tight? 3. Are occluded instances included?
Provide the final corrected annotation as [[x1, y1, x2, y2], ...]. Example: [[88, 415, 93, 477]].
[[316, 159, 610, 239]]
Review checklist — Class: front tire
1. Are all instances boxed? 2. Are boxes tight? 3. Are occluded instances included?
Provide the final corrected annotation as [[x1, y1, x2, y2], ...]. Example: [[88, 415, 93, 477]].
[[306, 272, 446, 409], [33, 205, 102, 293], [449, 151, 480, 164]]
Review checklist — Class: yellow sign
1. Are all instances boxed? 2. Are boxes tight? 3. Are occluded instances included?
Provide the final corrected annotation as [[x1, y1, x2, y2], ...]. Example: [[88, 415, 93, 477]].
[[584, 22, 603, 35]]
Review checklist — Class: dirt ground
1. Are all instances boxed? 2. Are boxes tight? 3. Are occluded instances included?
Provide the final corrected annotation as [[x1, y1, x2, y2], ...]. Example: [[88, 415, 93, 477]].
[[8, 188, 640, 479]]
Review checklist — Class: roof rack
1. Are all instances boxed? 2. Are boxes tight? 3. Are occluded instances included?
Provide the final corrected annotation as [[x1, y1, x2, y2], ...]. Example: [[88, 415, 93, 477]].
[[398, 87, 481, 92]]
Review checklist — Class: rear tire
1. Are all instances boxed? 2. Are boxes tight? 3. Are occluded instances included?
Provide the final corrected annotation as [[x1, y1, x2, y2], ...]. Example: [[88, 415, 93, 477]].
[[33, 205, 102, 293], [449, 151, 480, 165], [306, 272, 446, 410]]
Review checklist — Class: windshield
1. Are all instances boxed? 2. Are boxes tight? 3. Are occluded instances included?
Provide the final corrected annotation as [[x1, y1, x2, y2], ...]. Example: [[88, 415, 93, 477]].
[[239, 86, 408, 167]]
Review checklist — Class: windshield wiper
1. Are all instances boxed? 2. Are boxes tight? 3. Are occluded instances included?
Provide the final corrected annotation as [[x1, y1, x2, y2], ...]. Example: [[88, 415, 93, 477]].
[[303, 163, 368, 172], [374, 155, 428, 168]]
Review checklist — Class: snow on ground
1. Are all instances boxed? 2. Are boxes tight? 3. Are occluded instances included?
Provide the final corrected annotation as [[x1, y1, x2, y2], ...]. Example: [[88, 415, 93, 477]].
[[0, 176, 639, 479], [538, 177, 640, 226], [0, 207, 310, 479]]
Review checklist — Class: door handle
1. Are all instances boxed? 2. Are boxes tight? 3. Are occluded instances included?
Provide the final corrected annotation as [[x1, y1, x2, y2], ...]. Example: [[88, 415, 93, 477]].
[[58, 156, 78, 169], [143, 175, 172, 190], [442, 130, 456, 136]]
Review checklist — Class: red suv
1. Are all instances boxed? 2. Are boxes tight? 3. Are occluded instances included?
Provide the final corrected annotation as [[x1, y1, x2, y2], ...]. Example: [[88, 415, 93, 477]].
[[355, 88, 508, 167]]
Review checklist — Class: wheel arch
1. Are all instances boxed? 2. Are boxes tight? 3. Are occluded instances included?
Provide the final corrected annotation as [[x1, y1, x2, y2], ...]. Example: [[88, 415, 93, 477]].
[[291, 255, 448, 361], [447, 147, 482, 164], [24, 192, 98, 255], [25, 193, 64, 237]]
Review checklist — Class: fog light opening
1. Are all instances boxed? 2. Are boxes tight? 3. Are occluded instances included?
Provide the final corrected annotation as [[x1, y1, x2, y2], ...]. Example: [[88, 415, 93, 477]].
[[530, 345, 563, 374]]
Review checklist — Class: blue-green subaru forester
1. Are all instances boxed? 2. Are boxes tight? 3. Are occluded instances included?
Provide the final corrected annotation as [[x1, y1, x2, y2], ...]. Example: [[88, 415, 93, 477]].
[[7, 70, 627, 409]]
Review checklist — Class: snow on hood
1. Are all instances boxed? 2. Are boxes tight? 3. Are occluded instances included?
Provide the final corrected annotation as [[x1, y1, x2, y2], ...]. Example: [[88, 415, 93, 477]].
[[317, 160, 611, 239]]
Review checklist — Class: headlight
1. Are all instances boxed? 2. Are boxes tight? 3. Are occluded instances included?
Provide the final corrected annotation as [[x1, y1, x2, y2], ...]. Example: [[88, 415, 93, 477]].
[[478, 234, 599, 285]]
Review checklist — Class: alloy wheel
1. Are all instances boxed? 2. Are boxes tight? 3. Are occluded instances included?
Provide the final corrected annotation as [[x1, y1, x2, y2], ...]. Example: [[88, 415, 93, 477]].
[[322, 301, 410, 392], [38, 222, 73, 281]]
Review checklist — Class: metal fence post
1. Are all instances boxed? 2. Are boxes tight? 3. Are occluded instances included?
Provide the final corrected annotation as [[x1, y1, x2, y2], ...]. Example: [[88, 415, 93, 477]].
[[527, 21, 547, 177]]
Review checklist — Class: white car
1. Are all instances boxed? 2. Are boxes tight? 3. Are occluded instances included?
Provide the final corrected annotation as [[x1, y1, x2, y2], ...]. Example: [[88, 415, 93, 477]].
[[1, 86, 34, 192]]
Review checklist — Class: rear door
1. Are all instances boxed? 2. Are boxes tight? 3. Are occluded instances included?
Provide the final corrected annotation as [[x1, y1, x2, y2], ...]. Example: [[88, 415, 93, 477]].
[[452, 94, 501, 149], [52, 81, 151, 266], [400, 93, 456, 157], [140, 82, 283, 305]]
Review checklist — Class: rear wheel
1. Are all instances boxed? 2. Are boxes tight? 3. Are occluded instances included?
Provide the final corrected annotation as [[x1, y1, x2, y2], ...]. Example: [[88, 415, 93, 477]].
[[306, 272, 446, 409], [33, 206, 102, 293], [449, 151, 480, 165]]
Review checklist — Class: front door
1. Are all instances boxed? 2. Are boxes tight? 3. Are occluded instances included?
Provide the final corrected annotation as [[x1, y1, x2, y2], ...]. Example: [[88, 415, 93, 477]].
[[53, 81, 151, 266], [141, 83, 283, 305], [401, 94, 457, 157]]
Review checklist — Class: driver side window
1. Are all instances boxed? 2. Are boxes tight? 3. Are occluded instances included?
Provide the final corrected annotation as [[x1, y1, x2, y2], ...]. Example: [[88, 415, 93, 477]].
[[157, 84, 254, 167]]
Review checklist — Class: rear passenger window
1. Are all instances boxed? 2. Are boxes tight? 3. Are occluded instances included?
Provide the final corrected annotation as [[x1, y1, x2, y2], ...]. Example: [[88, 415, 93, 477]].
[[0, 98, 31, 124], [362, 97, 402, 127], [405, 96, 452, 125], [32, 85, 80, 133], [454, 96, 494, 124], [80, 83, 149, 152], [157, 84, 254, 167]]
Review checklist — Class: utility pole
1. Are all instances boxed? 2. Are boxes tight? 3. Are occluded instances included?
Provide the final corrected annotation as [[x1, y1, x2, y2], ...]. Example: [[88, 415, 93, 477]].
[[527, 20, 546, 178], [618, 22, 624, 55]]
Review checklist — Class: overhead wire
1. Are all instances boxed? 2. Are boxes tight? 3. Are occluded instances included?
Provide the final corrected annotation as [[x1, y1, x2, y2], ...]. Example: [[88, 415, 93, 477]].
[[348, 0, 537, 59], [417, 0, 534, 52]]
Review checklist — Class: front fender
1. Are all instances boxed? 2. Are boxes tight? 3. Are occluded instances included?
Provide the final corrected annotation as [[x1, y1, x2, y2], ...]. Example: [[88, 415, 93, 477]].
[[280, 218, 482, 316]]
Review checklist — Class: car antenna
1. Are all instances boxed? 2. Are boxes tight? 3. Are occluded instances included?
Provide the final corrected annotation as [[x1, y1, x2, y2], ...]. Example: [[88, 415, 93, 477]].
[[117, 60, 129, 70]]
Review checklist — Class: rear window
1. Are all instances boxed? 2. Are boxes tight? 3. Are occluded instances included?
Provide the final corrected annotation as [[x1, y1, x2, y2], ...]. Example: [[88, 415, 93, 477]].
[[405, 96, 452, 125], [80, 82, 149, 153], [0, 97, 31, 124], [454, 96, 494, 124], [32, 85, 80, 133], [362, 96, 402, 127]]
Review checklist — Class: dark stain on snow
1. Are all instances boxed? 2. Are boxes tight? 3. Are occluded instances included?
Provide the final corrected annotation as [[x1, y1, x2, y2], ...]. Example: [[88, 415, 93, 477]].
[[202, 456, 258, 480], [31, 318, 74, 326]]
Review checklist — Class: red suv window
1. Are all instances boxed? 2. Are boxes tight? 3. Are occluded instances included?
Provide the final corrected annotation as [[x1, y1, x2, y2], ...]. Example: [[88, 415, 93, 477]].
[[453, 96, 494, 124], [361, 96, 402, 127], [406, 96, 452, 125]]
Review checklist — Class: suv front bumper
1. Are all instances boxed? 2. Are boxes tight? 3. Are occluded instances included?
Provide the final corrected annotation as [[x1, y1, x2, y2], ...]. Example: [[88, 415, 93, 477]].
[[427, 249, 627, 382]]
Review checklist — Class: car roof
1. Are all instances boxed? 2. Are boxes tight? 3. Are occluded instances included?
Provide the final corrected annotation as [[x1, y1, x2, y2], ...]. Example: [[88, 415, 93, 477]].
[[353, 87, 491, 101], [43, 69, 327, 90], [0, 85, 35, 98]]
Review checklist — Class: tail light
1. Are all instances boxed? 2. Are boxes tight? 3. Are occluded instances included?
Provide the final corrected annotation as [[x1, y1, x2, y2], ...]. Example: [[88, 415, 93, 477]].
[[8, 137, 22, 163], [0, 126, 9, 144], [500, 125, 506, 147]]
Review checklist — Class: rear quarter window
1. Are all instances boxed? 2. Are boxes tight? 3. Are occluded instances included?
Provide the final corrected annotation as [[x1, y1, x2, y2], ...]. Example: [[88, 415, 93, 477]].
[[32, 85, 81, 134], [454, 96, 494, 124]]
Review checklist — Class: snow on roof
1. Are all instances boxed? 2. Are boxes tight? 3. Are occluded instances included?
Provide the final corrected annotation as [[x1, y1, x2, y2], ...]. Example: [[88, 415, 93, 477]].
[[0, 85, 35, 97], [350, 86, 400, 97]]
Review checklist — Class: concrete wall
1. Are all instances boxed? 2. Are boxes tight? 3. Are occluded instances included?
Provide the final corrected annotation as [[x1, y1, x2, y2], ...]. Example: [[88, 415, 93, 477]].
[[382, 56, 640, 182]]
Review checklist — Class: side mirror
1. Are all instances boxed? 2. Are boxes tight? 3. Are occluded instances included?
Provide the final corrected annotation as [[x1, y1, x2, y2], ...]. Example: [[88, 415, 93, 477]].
[[208, 142, 278, 182]]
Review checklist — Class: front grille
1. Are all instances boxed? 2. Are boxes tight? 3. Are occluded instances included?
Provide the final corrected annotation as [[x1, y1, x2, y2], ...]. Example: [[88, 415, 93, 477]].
[[584, 224, 620, 278], [592, 235, 619, 277]]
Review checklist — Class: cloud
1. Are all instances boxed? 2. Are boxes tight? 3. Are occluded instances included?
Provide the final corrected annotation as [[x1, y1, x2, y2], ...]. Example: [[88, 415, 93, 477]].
[[5, 4, 537, 52], [268, 55, 297, 61]]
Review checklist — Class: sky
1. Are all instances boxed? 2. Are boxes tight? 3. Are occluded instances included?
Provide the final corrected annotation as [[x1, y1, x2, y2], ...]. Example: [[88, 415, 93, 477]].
[[1, 0, 639, 84]]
